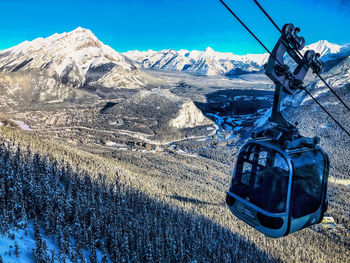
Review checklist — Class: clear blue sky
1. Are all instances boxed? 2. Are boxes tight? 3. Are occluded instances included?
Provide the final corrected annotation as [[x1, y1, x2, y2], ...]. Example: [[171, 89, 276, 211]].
[[0, 0, 349, 54]]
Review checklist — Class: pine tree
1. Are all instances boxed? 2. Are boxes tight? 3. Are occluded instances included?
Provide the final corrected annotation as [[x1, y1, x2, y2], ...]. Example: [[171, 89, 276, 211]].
[[0, 175, 9, 234], [120, 235, 130, 263], [62, 227, 71, 256], [78, 249, 85, 263], [14, 241, 20, 257], [145, 242, 153, 263], [89, 246, 98, 263], [50, 250, 55, 263], [101, 254, 108, 263], [5, 165, 17, 223], [34, 231, 50, 263], [57, 228, 65, 259]]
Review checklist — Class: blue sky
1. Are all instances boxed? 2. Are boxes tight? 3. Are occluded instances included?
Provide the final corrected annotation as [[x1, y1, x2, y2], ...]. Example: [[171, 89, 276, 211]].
[[0, 0, 349, 54]]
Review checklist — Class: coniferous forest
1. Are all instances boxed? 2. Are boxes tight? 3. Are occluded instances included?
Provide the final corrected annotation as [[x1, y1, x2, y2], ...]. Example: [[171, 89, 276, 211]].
[[0, 130, 276, 262], [0, 121, 349, 263]]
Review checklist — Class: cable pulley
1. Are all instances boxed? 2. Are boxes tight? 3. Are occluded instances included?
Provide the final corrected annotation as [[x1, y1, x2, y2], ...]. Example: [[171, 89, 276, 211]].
[[253, 0, 350, 113], [219, 0, 350, 137]]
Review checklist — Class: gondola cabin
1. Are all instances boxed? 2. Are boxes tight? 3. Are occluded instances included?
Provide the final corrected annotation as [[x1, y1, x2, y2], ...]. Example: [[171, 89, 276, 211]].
[[226, 133, 329, 238], [218, 1, 335, 238]]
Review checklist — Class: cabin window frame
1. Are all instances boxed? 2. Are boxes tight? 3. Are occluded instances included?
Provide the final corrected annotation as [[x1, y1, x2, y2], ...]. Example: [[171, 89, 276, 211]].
[[230, 142, 293, 214]]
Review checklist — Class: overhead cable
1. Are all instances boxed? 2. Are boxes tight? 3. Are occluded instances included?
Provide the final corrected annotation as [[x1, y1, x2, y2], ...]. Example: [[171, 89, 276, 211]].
[[219, 0, 350, 136], [253, 0, 350, 113]]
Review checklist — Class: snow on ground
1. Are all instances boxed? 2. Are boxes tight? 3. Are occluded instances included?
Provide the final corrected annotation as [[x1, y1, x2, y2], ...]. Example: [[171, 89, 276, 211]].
[[254, 108, 271, 128], [14, 121, 31, 131], [144, 69, 272, 91], [0, 223, 108, 262]]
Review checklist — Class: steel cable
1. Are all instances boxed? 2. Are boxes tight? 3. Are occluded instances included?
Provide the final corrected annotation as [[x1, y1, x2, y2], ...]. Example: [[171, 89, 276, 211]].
[[219, 0, 350, 136], [253, 0, 350, 113]]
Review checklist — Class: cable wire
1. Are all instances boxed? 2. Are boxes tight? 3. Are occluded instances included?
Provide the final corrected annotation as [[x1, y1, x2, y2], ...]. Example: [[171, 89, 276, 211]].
[[253, 0, 282, 34], [302, 87, 350, 136], [219, 0, 284, 67], [219, 0, 350, 136], [253, 0, 350, 113], [218, 0, 272, 56], [314, 72, 350, 112]]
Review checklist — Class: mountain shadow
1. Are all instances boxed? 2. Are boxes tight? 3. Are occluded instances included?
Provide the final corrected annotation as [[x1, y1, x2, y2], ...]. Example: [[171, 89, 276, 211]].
[[0, 138, 282, 262], [194, 89, 273, 119]]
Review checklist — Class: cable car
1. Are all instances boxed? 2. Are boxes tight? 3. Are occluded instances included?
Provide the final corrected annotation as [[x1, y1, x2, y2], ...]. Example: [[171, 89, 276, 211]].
[[225, 21, 330, 237], [226, 129, 329, 237]]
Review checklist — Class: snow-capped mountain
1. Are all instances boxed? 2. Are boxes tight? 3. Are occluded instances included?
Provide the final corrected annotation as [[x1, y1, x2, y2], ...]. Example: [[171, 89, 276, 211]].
[[124, 40, 349, 77], [305, 40, 342, 58], [124, 47, 269, 76], [0, 27, 147, 104], [0, 26, 348, 106]]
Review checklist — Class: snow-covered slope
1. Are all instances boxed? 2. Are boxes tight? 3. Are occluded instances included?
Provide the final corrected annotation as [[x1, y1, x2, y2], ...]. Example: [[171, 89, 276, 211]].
[[0, 27, 147, 104], [0, 223, 108, 262], [124, 47, 269, 76]]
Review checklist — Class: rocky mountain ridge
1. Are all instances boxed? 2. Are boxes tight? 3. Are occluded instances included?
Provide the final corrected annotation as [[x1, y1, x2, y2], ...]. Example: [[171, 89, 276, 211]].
[[123, 40, 349, 77], [0, 27, 148, 104], [124, 47, 268, 76]]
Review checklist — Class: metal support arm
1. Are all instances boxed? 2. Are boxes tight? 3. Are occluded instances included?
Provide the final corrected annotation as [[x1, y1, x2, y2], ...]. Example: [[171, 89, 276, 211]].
[[264, 23, 323, 131]]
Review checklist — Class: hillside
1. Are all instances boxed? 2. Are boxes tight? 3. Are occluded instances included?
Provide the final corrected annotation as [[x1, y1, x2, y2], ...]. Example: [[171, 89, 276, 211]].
[[0, 27, 349, 262], [0, 117, 349, 263]]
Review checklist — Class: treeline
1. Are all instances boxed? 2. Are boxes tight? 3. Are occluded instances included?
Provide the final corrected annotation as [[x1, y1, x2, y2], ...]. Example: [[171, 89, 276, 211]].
[[0, 136, 275, 262]]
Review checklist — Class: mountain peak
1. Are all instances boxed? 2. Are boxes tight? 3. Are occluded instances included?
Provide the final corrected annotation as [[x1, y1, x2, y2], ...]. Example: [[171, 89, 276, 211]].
[[0, 27, 137, 88], [204, 47, 215, 53], [68, 27, 96, 38], [306, 40, 342, 56], [71, 26, 89, 32], [63, 27, 99, 42]]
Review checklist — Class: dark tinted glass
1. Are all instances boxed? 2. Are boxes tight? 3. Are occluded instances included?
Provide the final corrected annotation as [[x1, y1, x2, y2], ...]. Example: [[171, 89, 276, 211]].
[[291, 151, 325, 218], [231, 143, 290, 213]]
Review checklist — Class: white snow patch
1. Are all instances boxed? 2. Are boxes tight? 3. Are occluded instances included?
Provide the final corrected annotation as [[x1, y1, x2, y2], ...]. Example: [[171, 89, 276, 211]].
[[0, 223, 109, 263], [254, 108, 271, 128], [14, 121, 31, 130]]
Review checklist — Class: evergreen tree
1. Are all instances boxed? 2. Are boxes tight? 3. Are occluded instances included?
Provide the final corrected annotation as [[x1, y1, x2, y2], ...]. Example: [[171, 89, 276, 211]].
[[57, 228, 64, 258], [33, 229, 50, 263], [14, 241, 20, 257], [101, 253, 108, 263], [145, 242, 154, 263], [62, 227, 71, 256], [50, 250, 55, 263], [78, 249, 85, 263], [121, 235, 130, 263], [89, 246, 98, 263]]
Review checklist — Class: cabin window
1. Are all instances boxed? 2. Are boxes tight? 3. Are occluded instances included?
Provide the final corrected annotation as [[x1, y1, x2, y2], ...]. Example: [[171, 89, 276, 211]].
[[258, 151, 267, 166], [231, 144, 289, 213], [291, 151, 325, 218]]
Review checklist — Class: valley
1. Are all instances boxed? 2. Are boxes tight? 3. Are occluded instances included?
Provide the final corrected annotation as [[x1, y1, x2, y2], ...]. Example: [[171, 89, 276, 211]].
[[0, 27, 349, 262]]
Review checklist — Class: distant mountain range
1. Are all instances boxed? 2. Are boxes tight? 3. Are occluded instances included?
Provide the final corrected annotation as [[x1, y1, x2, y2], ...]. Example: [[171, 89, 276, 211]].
[[123, 47, 268, 76], [123, 40, 350, 77], [0, 27, 349, 105]]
